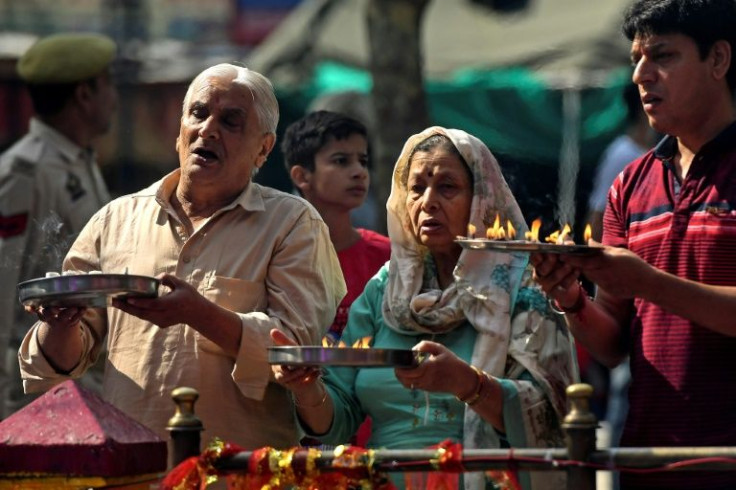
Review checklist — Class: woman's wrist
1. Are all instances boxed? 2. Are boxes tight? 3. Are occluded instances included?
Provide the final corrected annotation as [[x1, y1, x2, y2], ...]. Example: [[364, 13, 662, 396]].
[[456, 365, 485, 405], [293, 382, 328, 409]]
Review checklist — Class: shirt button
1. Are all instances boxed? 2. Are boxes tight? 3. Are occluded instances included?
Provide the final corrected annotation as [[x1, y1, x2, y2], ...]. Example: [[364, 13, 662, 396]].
[[182, 257, 191, 264]]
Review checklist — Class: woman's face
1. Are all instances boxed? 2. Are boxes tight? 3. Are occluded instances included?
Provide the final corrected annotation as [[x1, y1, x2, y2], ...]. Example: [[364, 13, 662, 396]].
[[405, 148, 473, 257]]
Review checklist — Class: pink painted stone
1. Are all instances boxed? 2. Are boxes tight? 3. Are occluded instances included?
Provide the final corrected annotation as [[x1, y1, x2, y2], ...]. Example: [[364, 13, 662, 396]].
[[0, 380, 167, 476]]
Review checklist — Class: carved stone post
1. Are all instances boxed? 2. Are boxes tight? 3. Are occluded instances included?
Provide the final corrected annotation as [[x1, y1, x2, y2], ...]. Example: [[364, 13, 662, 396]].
[[562, 383, 597, 490], [166, 387, 203, 469]]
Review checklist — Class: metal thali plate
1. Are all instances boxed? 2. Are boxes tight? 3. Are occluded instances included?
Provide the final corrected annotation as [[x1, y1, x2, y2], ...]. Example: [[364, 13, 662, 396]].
[[17, 273, 160, 308], [268, 346, 426, 368], [456, 238, 603, 256]]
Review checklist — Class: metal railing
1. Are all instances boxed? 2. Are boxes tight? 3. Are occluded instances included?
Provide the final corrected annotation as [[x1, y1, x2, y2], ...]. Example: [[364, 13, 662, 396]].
[[167, 384, 736, 490]]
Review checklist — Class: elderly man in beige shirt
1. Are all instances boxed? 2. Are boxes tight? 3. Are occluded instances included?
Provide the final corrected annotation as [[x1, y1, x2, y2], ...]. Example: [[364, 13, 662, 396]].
[[18, 63, 346, 449]]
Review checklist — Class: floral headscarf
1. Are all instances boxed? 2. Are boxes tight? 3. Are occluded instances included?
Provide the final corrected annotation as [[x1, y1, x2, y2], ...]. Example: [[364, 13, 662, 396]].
[[383, 127, 575, 490], [383, 126, 529, 376]]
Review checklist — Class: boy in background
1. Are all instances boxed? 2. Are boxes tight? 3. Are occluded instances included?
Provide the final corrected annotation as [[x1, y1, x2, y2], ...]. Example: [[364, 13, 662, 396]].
[[283, 110, 390, 342], [282, 110, 390, 446]]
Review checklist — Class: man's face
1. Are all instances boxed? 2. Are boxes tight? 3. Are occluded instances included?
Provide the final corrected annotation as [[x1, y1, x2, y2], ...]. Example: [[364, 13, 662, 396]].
[[631, 33, 722, 138], [88, 71, 118, 137], [176, 73, 274, 194]]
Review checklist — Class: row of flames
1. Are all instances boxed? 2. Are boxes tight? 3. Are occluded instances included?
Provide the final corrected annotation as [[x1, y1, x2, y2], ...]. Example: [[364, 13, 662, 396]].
[[323, 336, 372, 348], [318, 220, 592, 350], [468, 216, 592, 244]]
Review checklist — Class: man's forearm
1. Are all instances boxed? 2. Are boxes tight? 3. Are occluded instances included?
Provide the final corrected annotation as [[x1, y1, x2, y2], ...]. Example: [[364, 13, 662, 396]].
[[564, 294, 630, 369], [36, 322, 85, 373], [640, 268, 736, 337]]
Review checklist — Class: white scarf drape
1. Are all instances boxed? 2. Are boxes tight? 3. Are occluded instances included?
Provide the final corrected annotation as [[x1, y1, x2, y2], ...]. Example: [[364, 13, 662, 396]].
[[382, 127, 574, 490]]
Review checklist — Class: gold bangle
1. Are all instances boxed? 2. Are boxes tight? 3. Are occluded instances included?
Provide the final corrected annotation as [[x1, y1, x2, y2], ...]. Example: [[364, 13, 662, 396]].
[[456, 365, 485, 405], [294, 383, 328, 409]]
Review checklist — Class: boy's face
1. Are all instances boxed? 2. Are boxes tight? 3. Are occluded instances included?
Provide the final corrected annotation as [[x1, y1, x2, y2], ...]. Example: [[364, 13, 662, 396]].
[[299, 133, 370, 211]]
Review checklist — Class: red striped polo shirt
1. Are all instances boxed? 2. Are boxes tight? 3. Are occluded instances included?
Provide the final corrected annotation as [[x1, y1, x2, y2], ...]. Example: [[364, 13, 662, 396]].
[[603, 122, 736, 489]]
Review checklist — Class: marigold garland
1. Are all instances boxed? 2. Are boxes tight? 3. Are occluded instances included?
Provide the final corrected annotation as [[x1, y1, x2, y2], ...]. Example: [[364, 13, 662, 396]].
[[162, 441, 395, 490], [161, 438, 245, 490]]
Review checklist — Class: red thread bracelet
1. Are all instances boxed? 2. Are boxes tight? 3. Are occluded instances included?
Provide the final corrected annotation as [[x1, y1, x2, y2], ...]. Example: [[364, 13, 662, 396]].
[[549, 283, 588, 315]]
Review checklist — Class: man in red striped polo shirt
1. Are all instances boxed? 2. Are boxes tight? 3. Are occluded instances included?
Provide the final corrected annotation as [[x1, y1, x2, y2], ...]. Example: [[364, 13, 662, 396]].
[[531, 1, 736, 488]]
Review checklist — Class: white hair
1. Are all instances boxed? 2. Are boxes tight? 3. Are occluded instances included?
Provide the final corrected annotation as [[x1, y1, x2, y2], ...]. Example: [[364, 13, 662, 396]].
[[182, 63, 279, 134]]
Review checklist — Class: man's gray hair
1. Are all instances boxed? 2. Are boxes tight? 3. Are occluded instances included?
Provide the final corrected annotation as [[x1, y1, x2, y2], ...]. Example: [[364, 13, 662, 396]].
[[182, 63, 279, 134]]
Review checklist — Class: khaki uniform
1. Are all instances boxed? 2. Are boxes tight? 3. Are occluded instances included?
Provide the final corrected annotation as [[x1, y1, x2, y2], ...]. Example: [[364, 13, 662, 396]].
[[0, 117, 110, 418]]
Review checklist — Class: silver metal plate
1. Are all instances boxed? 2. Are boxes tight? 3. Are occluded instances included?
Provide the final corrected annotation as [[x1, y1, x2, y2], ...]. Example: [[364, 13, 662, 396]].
[[268, 346, 426, 368], [456, 238, 603, 256], [17, 273, 160, 308]]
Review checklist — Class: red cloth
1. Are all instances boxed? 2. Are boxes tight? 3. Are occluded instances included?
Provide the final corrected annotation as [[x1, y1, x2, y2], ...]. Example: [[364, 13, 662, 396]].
[[326, 228, 391, 342]]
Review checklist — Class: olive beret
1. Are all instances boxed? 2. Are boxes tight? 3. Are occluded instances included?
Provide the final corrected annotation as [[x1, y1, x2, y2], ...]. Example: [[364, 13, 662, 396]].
[[17, 33, 117, 84]]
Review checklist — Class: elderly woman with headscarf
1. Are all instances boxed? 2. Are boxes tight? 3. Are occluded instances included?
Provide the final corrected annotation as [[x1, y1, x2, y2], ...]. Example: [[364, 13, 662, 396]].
[[271, 127, 577, 490]]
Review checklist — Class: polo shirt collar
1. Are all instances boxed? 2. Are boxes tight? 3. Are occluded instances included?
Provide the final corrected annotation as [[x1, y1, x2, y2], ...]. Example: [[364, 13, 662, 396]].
[[654, 120, 736, 162]]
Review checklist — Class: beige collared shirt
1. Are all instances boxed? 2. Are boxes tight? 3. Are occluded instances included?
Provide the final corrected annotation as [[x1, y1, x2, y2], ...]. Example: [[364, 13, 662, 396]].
[[19, 170, 346, 448]]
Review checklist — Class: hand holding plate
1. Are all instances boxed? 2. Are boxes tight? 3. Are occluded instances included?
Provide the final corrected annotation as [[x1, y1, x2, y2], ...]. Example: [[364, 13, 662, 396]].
[[530, 252, 581, 305], [269, 329, 322, 392], [112, 273, 196, 327], [394, 340, 469, 395], [26, 304, 85, 329]]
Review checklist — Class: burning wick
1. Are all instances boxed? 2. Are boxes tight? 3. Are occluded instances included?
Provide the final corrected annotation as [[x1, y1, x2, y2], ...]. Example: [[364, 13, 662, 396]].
[[467, 223, 476, 239], [506, 220, 516, 240], [524, 218, 542, 242], [322, 336, 372, 348], [486, 214, 506, 240], [545, 224, 572, 244], [583, 224, 592, 242]]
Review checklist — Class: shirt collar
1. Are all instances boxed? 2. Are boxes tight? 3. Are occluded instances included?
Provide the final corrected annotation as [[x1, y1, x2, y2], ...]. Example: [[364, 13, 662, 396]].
[[654, 120, 736, 162], [153, 169, 266, 213], [29, 117, 92, 164]]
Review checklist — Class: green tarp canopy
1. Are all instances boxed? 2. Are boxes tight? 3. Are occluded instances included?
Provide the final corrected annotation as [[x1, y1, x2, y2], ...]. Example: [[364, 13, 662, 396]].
[[248, 0, 638, 224]]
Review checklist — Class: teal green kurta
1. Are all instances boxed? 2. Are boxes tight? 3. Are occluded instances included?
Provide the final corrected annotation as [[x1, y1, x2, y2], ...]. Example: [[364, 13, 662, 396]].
[[305, 265, 542, 453]]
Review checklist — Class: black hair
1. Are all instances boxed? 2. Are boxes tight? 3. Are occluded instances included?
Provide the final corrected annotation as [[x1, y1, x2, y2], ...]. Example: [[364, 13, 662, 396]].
[[622, 0, 736, 91], [281, 110, 368, 173], [26, 77, 99, 117]]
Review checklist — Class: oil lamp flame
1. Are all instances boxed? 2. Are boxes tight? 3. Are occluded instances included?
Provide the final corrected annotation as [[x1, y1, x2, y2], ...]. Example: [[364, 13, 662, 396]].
[[584, 224, 592, 242], [557, 224, 572, 244], [467, 223, 476, 238], [486, 214, 506, 240], [545, 224, 572, 244], [352, 337, 372, 349], [524, 218, 542, 242], [507, 220, 516, 240]]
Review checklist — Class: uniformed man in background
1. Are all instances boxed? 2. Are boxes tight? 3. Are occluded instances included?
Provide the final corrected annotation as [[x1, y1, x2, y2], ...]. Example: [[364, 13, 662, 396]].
[[0, 32, 118, 418]]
